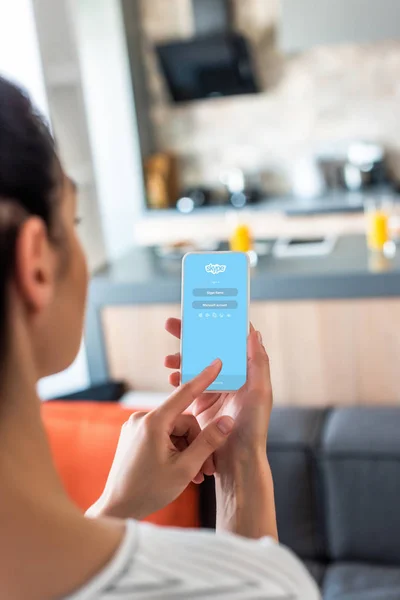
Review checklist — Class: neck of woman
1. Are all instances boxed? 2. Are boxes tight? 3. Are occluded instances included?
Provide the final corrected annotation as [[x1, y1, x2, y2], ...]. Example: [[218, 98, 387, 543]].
[[0, 315, 66, 503]]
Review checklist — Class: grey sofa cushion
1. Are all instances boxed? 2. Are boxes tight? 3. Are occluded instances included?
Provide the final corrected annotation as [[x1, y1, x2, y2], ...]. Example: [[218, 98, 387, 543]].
[[200, 405, 400, 595], [268, 407, 328, 559], [322, 408, 400, 563], [323, 408, 400, 456], [323, 563, 400, 600]]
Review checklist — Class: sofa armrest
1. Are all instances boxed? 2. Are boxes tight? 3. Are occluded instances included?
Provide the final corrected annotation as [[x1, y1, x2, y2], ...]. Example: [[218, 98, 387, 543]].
[[42, 402, 200, 529]]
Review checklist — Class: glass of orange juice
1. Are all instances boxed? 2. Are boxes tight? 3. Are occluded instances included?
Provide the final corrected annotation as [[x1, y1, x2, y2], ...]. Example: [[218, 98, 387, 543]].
[[364, 197, 392, 252]]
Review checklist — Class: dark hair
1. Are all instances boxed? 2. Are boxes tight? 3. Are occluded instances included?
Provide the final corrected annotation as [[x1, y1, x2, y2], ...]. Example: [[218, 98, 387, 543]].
[[0, 76, 60, 360]]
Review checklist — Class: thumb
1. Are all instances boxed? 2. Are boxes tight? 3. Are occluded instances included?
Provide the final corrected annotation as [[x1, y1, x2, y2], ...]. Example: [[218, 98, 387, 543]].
[[180, 417, 234, 478], [247, 329, 270, 387]]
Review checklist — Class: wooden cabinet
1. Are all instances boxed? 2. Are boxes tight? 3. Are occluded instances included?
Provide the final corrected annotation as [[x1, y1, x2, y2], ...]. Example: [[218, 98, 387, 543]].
[[102, 299, 400, 405]]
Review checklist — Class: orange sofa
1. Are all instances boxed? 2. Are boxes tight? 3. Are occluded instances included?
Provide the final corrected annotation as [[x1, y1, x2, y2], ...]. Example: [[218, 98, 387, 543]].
[[42, 402, 200, 528]]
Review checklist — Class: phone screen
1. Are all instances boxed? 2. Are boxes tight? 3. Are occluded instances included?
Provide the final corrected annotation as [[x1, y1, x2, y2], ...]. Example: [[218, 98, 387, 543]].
[[181, 252, 249, 392]]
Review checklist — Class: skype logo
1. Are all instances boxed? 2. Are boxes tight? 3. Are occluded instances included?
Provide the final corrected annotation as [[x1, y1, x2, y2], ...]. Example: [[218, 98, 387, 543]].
[[205, 263, 227, 275]]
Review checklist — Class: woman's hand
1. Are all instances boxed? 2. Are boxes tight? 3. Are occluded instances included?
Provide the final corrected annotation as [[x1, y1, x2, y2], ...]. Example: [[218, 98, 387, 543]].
[[86, 360, 234, 521], [165, 319, 272, 458], [165, 319, 278, 540]]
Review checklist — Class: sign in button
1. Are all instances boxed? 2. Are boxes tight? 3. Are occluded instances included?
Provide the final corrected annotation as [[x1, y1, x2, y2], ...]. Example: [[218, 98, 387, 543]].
[[192, 301, 238, 309], [193, 288, 238, 297]]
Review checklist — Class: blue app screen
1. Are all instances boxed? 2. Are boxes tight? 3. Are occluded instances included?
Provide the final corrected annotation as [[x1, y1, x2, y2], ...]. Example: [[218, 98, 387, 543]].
[[181, 252, 248, 391]]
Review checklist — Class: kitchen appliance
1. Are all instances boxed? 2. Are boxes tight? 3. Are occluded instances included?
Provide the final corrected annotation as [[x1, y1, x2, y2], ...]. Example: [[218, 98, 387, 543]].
[[155, 0, 258, 104], [176, 187, 212, 213], [273, 236, 338, 258], [220, 168, 262, 208], [156, 33, 258, 103], [316, 141, 387, 192]]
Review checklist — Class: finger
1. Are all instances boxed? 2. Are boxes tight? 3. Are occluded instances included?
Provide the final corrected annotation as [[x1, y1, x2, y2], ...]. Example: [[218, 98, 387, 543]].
[[165, 353, 181, 369], [171, 414, 201, 438], [250, 322, 256, 334], [157, 359, 222, 421], [193, 472, 204, 484], [172, 415, 215, 477], [192, 392, 224, 418], [247, 329, 271, 390], [180, 417, 234, 477], [202, 455, 215, 476], [248, 329, 268, 361], [165, 318, 181, 340], [169, 371, 180, 387]]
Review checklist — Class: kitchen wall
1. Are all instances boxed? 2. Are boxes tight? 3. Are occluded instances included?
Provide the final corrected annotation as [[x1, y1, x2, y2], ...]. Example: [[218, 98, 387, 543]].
[[139, 0, 400, 193], [0, 0, 91, 398]]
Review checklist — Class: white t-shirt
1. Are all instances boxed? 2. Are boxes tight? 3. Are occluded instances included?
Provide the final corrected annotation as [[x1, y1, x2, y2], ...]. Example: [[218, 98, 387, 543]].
[[66, 520, 320, 599]]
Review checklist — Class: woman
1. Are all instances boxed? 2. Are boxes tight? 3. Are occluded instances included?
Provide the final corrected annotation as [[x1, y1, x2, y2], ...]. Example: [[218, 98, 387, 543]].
[[0, 76, 319, 599]]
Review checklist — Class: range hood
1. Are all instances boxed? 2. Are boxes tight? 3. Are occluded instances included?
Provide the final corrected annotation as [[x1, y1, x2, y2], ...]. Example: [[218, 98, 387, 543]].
[[192, 0, 233, 36], [155, 0, 259, 104]]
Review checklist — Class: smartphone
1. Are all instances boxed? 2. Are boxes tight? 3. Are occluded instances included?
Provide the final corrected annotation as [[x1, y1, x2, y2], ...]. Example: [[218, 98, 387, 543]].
[[181, 251, 249, 392]]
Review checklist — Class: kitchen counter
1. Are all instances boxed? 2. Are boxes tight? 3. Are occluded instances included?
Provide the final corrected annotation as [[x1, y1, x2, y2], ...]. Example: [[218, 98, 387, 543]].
[[86, 235, 400, 404], [90, 235, 400, 305]]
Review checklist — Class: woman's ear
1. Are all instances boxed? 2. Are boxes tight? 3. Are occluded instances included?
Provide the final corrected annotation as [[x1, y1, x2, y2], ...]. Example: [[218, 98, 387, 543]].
[[14, 217, 56, 313]]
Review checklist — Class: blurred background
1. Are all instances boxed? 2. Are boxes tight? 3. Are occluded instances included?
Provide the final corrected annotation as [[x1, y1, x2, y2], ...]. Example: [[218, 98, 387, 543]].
[[3, 0, 400, 404]]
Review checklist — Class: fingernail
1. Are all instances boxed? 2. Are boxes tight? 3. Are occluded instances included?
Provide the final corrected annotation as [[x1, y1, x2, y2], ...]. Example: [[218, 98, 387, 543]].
[[257, 331, 263, 345], [217, 416, 234, 435]]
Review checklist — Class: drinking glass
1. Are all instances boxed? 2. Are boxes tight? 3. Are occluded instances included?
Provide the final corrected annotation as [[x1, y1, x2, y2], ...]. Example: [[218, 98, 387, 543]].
[[364, 197, 392, 252]]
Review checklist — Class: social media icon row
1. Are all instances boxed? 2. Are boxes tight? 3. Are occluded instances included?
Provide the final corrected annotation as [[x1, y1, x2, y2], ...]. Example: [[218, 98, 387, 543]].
[[198, 313, 232, 318]]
